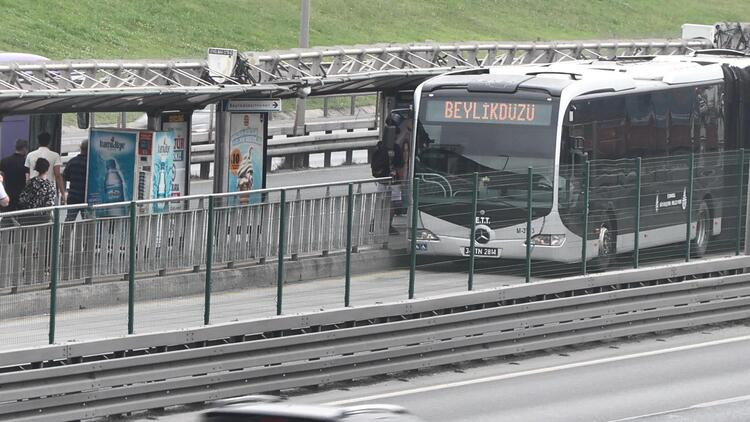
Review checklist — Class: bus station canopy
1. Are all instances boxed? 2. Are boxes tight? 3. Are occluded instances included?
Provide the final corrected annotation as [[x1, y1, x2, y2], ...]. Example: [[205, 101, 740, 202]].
[[0, 40, 710, 114]]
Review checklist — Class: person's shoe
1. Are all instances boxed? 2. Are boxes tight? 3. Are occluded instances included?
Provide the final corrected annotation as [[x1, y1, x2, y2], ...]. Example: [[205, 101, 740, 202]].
[[389, 226, 399, 235]]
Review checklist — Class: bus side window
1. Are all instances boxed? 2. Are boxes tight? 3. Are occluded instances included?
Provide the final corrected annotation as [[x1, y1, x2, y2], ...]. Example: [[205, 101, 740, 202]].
[[626, 93, 665, 158], [652, 92, 669, 156], [669, 87, 694, 156]]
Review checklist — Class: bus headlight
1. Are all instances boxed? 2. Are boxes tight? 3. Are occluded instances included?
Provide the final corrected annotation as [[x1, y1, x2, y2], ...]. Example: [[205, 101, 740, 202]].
[[530, 234, 566, 246], [411, 228, 440, 241]]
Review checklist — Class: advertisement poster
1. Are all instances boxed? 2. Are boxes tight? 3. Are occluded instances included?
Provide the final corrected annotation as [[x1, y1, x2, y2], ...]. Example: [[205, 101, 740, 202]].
[[228, 113, 264, 203], [87, 129, 137, 216], [161, 112, 188, 199], [151, 131, 175, 213]]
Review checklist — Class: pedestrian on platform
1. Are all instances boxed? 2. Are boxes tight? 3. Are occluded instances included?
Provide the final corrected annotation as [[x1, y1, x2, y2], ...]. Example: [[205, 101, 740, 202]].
[[63, 139, 88, 221], [26, 132, 66, 205], [18, 158, 56, 225], [0, 139, 29, 212]]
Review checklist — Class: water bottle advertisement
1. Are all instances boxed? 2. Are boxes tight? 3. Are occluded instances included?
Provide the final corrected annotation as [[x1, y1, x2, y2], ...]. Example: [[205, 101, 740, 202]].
[[87, 129, 137, 216], [151, 131, 175, 213]]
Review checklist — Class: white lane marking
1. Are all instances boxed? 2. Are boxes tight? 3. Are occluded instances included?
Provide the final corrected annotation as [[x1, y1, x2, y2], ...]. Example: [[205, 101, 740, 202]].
[[608, 394, 750, 421], [323, 333, 750, 406]]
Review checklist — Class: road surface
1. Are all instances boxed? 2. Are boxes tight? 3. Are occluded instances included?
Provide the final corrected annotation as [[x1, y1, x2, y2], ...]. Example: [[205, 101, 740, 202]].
[[130, 322, 750, 422]]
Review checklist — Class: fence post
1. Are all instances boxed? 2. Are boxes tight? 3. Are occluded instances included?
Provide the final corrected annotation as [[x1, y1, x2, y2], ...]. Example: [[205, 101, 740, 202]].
[[582, 160, 590, 275], [127, 201, 136, 335], [634, 157, 641, 269], [277, 189, 287, 315], [345, 183, 354, 307], [468, 172, 478, 291], [685, 153, 694, 262], [526, 167, 533, 283], [204, 196, 215, 325], [737, 149, 745, 255], [48, 207, 61, 344], [409, 178, 420, 299]]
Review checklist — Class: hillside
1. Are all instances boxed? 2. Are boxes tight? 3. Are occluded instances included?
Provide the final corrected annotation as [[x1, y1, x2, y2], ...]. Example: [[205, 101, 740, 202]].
[[0, 0, 748, 60]]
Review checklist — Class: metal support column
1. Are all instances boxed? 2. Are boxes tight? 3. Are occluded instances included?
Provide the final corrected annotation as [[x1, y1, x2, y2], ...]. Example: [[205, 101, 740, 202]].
[[345, 183, 354, 307], [409, 178, 420, 299], [277, 190, 287, 315], [634, 157, 641, 268], [525, 167, 533, 283], [468, 172, 478, 290], [685, 153, 694, 262], [737, 149, 745, 255], [204, 197, 215, 325], [293, 0, 310, 136], [582, 161, 590, 275], [48, 207, 60, 344], [127, 201, 136, 334]]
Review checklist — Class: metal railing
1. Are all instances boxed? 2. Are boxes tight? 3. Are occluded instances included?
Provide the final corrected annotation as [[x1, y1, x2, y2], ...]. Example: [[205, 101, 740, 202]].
[[0, 178, 391, 296], [0, 254, 748, 422]]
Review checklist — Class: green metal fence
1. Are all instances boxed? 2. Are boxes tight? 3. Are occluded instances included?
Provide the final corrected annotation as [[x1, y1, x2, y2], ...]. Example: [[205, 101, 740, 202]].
[[1, 150, 749, 351]]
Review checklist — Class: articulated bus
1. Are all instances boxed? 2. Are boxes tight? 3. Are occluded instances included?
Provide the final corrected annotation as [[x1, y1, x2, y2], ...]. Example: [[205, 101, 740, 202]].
[[411, 52, 750, 267]]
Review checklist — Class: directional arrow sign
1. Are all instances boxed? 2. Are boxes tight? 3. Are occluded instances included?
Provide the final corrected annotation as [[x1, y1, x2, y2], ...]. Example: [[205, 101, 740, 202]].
[[226, 99, 282, 113]]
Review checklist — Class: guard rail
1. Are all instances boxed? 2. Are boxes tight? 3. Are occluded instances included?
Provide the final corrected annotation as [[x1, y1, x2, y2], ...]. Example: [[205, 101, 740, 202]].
[[0, 255, 748, 421], [61, 114, 379, 171]]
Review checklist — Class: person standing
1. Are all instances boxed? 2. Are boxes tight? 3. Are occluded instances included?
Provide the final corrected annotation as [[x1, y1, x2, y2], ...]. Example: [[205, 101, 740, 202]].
[[0, 139, 29, 211], [63, 140, 88, 221], [18, 158, 56, 225], [371, 140, 403, 234], [25, 132, 66, 204]]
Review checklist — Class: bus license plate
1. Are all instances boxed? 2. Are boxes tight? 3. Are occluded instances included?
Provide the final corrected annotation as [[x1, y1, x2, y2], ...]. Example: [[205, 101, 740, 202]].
[[462, 247, 500, 258]]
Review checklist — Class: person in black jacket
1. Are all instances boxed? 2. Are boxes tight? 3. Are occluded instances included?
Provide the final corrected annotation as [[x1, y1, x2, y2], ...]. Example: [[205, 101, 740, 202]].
[[63, 140, 88, 222], [371, 140, 403, 234]]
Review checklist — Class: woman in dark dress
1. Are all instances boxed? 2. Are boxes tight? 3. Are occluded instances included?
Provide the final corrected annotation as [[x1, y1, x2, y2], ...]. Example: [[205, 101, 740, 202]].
[[18, 158, 56, 225]]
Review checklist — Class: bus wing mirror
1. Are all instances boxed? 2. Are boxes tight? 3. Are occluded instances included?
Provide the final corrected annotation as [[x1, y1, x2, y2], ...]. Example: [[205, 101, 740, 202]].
[[77, 112, 90, 129]]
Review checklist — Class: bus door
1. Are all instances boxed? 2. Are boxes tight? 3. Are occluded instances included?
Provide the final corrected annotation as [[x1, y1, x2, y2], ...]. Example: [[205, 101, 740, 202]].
[[29, 114, 62, 153]]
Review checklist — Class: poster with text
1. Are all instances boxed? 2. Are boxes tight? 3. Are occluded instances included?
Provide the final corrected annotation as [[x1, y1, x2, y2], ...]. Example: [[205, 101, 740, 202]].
[[87, 129, 137, 216], [161, 112, 188, 199], [227, 113, 263, 204], [151, 131, 175, 213]]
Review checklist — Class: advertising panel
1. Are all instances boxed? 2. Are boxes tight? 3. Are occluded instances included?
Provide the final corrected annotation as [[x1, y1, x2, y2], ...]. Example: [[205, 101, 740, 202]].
[[151, 131, 175, 213], [87, 129, 137, 215], [161, 112, 189, 199], [227, 113, 264, 203]]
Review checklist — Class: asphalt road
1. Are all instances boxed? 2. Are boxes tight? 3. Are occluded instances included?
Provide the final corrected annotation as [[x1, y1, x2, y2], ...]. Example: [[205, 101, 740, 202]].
[[130, 323, 750, 422]]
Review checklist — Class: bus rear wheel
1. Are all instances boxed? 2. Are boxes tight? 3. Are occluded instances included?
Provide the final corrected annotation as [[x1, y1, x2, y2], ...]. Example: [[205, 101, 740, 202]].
[[691, 200, 711, 257]]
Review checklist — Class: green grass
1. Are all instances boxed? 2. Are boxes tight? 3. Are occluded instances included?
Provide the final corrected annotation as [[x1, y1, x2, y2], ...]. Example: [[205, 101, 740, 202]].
[[0, 0, 748, 60]]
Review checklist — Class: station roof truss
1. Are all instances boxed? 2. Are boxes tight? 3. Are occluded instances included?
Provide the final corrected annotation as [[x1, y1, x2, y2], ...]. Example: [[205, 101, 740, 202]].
[[0, 39, 712, 114], [0, 60, 282, 114], [240, 39, 713, 95]]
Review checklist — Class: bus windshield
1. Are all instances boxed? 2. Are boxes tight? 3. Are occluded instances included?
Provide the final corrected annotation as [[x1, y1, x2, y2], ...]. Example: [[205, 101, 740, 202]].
[[415, 90, 559, 177], [413, 90, 560, 229]]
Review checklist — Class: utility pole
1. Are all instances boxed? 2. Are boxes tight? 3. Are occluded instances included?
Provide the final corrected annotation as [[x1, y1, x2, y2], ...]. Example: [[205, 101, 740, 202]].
[[293, 0, 310, 136]]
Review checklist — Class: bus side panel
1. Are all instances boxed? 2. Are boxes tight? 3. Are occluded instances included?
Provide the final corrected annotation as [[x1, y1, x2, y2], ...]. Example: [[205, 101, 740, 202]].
[[0, 115, 30, 157]]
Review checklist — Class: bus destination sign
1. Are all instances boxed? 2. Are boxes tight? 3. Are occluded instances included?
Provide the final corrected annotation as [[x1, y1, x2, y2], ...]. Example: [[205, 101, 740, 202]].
[[425, 99, 552, 126]]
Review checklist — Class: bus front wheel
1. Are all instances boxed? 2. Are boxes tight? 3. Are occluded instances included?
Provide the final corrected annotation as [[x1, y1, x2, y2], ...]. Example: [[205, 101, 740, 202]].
[[691, 200, 711, 257], [592, 213, 616, 271]]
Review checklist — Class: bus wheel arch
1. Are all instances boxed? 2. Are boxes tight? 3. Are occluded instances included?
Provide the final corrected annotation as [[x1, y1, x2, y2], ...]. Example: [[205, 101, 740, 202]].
[[692, 198, 712, 257]]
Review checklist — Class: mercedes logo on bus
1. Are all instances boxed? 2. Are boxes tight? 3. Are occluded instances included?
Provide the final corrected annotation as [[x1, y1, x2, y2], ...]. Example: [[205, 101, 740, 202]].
[[474, 227, 491, 244]]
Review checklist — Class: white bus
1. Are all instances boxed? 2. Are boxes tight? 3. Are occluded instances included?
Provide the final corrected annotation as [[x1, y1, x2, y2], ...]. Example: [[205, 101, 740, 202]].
[[410, 52, 750, 267]]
